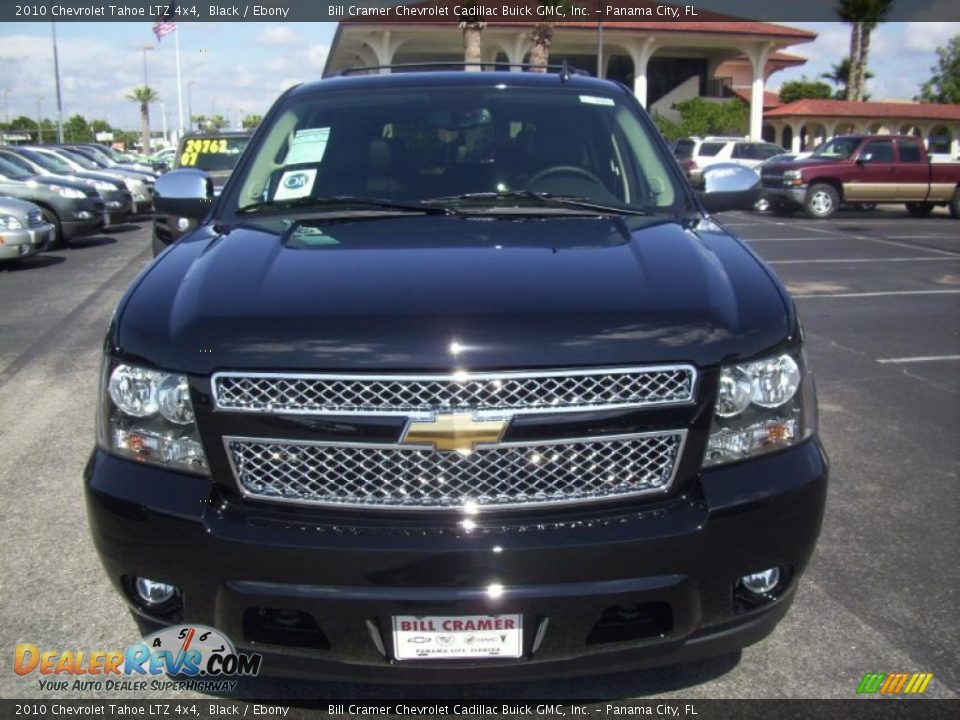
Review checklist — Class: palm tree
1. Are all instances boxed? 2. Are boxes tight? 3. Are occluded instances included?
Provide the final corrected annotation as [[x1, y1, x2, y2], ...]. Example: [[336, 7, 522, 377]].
[[836, 0, 895, 101], [821, 56, 874, 100], [458, 6, 485, 71], [126, 86, 159, 154], [528, 22, 553, 73]]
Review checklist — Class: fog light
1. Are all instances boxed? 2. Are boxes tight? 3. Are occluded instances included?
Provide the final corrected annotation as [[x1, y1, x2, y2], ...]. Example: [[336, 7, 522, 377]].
[[176, 217, 191, 231], [74, 210, 93, 220], [134, 577, 176, 605], [740, 567, 781, 595]]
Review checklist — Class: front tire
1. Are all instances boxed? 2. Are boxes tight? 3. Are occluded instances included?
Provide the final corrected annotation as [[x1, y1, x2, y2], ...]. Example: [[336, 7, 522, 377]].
[[949, 188, 960, 219], [40, 208, 65, 249], [906, 202, 935, 217], [804, 184, 840, 219], [770, 200, 795, 217]]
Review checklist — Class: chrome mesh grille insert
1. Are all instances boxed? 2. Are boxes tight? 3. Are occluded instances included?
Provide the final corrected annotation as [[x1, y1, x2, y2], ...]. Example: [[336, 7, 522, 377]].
[[213, 366, 696, 416], [225, 432, 685, 510]]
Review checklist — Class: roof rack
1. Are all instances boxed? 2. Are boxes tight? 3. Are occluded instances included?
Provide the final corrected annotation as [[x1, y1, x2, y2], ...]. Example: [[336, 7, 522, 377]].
[[336, 61, 591, 81]]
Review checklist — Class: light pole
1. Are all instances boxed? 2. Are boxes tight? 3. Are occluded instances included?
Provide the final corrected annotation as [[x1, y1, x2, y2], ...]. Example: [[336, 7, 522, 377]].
[[2, 89, 10, 144], [187, 80, 195, 131], [141, 44, 154, 88], [51, 22, 65, 143], [159, 101, 168, 145], [36, 96, 45, 144]]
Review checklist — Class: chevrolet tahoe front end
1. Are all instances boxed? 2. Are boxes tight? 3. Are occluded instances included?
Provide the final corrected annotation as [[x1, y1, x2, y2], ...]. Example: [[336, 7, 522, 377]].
[[85, 71, 827, 682]]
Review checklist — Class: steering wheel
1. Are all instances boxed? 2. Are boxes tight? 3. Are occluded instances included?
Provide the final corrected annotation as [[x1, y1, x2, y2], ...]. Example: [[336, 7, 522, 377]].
[[525, 165, 606, 190]]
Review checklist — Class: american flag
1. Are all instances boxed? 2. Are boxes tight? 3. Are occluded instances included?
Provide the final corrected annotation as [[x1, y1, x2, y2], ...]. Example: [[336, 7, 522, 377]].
[[153, 19, 177, 42]]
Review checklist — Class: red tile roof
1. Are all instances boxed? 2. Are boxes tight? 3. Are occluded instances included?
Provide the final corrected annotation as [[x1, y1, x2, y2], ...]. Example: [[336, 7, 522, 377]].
[[731, 88, 782, 109], [765, 99, 960, 122]]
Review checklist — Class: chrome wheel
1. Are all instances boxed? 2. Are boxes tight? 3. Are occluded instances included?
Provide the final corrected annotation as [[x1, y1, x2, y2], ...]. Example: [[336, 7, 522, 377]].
[[810, 190, 833, 216]]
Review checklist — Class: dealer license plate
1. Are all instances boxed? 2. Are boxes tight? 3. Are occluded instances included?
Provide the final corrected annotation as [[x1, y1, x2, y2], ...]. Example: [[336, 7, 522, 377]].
[[392, 614, 522, 660]]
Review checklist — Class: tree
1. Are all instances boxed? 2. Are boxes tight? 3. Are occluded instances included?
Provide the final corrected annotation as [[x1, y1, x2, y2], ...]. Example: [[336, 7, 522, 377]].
[[916, 36, 960, 104], [241, 114, 262, 129], [64, 114, 92, 143], [208, 114, 228, 130], [528, 1, 579, 71], [653, 98, 749, 142], [779, 77, 834, 104], [836, 0, 894, 101], [458, 5, 485, 71], [126, 86, 159, 153], [821, 56, 874, 99]]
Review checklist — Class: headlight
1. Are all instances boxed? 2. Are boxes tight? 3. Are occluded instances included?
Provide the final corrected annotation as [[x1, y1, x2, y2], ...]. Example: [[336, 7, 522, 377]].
[[782, 170, 803, 186], [703, 349, 816, 467], [99, 360, 208, 474], [0, 214, 24, 230], [52, 186, 87, 199], [93, 181, 116, 191]]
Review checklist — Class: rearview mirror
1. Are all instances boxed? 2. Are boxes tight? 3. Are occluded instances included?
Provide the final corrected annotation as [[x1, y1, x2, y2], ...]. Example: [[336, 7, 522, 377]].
[[696, 163, 761, 213], [154, 169, 214, 220]]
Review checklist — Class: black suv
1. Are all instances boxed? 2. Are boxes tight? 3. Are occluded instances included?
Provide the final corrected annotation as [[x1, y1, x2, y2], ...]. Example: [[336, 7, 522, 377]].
[[151, 130, 251, 255], [86, 69, 826, 682]]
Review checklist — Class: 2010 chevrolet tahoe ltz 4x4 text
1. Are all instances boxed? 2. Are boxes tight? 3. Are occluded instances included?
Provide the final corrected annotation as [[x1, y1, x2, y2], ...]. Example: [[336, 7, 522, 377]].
[[85, 69, 827, 682]]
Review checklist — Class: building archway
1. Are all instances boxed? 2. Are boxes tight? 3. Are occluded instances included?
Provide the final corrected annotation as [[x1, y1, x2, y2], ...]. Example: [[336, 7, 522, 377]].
[[781, 125, 793, 151], [928, 126, 952, 154]]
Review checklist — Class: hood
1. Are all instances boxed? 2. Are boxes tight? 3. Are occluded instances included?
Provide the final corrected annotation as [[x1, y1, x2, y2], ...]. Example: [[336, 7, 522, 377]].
[[0, 196, 42, 217], [115, 215, 792, 375], [762, 157, 836, 174]]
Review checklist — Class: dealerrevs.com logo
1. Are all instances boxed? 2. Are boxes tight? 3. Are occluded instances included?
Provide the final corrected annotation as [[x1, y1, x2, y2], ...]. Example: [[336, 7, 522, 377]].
[[14, 625, 261, 693]]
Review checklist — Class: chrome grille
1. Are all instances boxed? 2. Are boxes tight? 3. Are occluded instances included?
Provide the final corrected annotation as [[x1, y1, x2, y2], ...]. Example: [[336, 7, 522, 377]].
[[213, 366, 696, 417], [225, 432, 685, 510], [26, 210, 43, 227]]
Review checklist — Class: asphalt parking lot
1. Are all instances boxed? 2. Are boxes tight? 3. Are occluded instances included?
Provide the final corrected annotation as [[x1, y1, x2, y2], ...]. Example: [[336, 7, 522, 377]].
[[0, 207, 957, 702]]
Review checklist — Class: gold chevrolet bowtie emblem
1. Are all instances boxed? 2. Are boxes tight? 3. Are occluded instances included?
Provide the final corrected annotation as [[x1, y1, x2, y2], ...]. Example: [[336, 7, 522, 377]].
[[402, 412, 507, 454]]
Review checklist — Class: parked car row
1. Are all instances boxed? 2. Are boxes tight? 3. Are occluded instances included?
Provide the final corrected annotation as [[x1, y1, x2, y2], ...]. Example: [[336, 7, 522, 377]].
[[0, 143, 160, 250]]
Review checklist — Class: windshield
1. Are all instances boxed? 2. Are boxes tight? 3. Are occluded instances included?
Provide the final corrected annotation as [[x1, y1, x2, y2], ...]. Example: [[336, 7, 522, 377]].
[[56, 149, 97, 170], [812, 137, 862, 160], [234, 85, 679, 214], [23, 149, 74, 174], [0, 156, 33, 180], [177, 136, 249, 172]]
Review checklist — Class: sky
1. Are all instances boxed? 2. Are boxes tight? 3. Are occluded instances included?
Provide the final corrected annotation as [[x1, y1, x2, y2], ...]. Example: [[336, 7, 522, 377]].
[[0, 21, 957, 135]]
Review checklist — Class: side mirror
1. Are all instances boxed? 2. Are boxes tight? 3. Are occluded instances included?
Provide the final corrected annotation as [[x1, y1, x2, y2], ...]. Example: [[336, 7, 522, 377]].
[[154, 169, 214, 220], [696, 163, 760, 213]]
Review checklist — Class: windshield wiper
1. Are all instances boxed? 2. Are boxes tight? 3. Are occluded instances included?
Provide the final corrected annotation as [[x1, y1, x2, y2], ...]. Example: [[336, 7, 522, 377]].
[[238, 195, 453, 215], [425, 190, 651, 216]]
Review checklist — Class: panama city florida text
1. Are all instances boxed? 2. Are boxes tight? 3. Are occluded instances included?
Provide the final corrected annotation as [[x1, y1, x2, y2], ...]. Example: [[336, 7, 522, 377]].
[[332, 5, 700, 18], [328, 706, 698, 717]]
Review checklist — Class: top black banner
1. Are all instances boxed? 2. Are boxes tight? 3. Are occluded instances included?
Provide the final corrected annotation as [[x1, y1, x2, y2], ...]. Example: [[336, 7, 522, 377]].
[[4, 0, 960, 23]]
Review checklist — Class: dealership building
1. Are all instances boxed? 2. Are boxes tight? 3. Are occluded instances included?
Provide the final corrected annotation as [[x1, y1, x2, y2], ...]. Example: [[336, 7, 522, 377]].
[[325, 10, 960, 154]]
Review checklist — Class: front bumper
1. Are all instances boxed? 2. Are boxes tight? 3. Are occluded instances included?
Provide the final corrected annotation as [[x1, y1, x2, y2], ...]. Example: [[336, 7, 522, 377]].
[[0, 224, 53, 260], [85, 439, 827, 682], [762, 186, 807, 206]]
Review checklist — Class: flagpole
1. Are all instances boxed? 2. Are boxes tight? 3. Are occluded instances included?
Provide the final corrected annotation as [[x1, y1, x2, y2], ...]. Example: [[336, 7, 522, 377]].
[[174, 24, 184, 137]]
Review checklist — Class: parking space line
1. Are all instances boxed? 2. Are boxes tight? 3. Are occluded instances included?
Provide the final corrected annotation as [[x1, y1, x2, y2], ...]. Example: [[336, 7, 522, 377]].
[[877, 355, 960, 364], [858, 236, 960, 257], [793, 289, 960, 299], [746, 237, 844, 242], [782, 223, 848, 236], [768, 257, 960, 265]]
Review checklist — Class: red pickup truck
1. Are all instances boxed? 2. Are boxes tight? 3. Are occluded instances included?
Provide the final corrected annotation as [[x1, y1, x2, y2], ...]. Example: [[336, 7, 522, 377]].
[[761, 134, 960, 219]]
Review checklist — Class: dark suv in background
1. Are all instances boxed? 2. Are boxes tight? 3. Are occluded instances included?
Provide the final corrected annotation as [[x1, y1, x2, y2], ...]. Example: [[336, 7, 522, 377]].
[[151, 130, 251, 255]]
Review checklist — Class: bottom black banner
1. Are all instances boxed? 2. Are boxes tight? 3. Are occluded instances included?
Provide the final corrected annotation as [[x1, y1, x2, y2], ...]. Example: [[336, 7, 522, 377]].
[[2, 700, 958, 720]]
